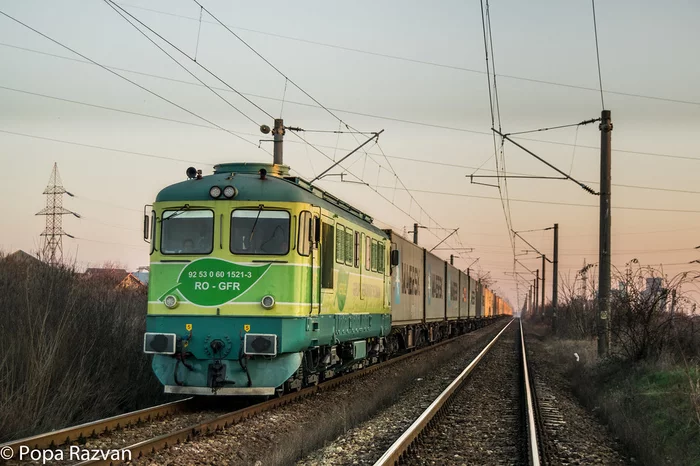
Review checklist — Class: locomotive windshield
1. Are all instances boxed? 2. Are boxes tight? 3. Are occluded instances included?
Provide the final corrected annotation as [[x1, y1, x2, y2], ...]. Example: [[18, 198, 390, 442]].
[[161, 209, 214, 254], [230, 209, 290, 255]]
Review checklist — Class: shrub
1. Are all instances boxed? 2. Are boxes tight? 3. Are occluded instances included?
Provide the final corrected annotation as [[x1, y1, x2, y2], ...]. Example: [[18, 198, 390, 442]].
[[0, 252, 168, 443]]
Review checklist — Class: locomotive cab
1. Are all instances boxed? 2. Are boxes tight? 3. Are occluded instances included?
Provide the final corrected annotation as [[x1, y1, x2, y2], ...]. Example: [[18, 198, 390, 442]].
[[143, 162, 391, 395]]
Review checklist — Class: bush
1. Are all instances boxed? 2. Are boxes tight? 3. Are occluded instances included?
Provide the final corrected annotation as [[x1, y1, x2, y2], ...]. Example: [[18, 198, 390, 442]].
[[0, 252, 169, 443]]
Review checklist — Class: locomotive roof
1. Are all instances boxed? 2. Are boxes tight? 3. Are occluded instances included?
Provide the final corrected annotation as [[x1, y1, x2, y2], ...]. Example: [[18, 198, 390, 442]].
[[156, 162, 388, 238]]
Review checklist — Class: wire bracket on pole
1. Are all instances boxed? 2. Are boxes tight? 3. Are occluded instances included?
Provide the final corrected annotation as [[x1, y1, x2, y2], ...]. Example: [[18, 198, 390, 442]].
[[493, 128, 599, 195], [309, 130, 383, 185], [429, 228, 460, 252]]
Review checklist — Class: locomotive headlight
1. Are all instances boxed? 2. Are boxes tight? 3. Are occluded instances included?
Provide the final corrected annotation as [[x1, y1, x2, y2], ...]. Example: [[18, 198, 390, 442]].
[[164, 295, 178, 309], [209, 186, 222, 198], [261, 295, 275, 309], [223, 185, 237, 198]]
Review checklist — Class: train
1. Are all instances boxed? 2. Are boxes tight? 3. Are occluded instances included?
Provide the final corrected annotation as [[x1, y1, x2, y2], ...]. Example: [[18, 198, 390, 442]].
[[142, 157, 512, 396]]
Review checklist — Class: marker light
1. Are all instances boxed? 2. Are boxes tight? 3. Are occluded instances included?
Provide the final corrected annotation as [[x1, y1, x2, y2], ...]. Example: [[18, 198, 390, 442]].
[[164, 295, 178, 309], [261, 295, 275, 309], [209, 186, 222, 198], [223, 186, 237, 198]]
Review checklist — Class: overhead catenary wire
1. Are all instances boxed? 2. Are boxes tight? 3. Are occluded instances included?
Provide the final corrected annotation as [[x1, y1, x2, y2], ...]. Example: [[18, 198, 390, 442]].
[[10, 82, 698, 196], [104, 0, 273, 125], [0, 8, 261, 149], [112, 2, 700, 108], [190, 0, 351, 131], [3, 41, 700, 164], [4, 126, 700, 215], [480, 0, 517, 307], [188, 0, 461, 253]]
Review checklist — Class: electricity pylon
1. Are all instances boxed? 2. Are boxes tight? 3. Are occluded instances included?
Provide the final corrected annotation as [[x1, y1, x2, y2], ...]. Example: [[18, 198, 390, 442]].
[[36, 163, 80, 265]]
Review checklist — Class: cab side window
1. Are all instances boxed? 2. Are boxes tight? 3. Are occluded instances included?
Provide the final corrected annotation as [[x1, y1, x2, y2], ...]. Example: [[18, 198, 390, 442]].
[[298, 211, 311, 256]]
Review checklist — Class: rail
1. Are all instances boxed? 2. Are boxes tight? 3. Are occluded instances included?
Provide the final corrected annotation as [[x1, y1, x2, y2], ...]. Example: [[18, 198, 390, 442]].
[[520, 318, 541, 466], [373, 319, 515, 466], [0, 398, 193, 452]]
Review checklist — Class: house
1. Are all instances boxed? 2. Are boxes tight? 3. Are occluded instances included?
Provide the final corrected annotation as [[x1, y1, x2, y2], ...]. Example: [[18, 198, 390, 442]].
[[81, 267, 150, 290], [119, 272, 148, 289]]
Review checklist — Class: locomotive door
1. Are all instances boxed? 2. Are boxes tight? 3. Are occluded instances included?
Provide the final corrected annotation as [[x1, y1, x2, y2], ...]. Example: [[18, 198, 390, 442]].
[[310, 206, 322, 315]]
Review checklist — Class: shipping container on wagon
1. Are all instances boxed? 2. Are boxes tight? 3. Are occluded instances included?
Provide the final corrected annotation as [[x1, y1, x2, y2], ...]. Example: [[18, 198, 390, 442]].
[[475, 280, 483, 318], [385, 230, 424, 325], [469, 276, 478, 318], [446, 263, 460, 320], [458, 270, 469, 319], [483, 287, 494, 317], [424, 251, 446, 322]]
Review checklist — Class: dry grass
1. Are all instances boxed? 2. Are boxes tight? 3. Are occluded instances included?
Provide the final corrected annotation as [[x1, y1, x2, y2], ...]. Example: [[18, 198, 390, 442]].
[[533, 326, 700, 466], [0, 253, 168, 443]]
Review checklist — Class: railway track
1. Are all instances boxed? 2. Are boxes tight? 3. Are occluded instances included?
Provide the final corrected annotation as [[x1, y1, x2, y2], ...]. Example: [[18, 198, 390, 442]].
[[372, 318, 544, 466], [1, 319, 506, 466]]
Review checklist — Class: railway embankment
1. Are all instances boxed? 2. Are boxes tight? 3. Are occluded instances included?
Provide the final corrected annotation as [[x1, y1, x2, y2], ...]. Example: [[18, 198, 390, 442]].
[[131, 320, 509, 466], [525, 322, 700, 466]]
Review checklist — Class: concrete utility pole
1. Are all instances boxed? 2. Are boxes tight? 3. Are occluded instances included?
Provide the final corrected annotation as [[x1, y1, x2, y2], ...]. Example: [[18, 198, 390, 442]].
[[534, 271, 539, 316], [541, 255, 546, 316], [528, 286, 533, 317], [552, 223, 559, 328], [272, 118, 285, 165], [598, 110, 613, 357], [552, 224, 559, 308]]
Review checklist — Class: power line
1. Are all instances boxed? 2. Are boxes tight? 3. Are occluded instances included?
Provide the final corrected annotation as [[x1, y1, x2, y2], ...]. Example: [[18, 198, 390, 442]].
[[2, 97, 696, 201], [3, 41, 700, 163], [0, 9, 260, 149], [112, 2, 700, 108], [104, 0, 272, 125], [324, 181, 700, 213], [0, 128, 222, 165], [0, 85, 216, 130]]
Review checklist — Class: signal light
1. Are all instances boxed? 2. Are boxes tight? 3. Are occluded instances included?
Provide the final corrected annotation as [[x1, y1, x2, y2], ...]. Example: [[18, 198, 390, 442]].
[[209, 186, 222, 198]]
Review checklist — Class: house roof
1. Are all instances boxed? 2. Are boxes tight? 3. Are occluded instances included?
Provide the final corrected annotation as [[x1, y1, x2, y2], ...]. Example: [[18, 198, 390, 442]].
[[84, 267, 129, 277], [5, 250, 43, 265]]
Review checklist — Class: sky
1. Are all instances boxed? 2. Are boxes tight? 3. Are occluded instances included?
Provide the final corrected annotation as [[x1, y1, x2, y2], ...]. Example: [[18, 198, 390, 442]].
[[1, 0, 699, 309]]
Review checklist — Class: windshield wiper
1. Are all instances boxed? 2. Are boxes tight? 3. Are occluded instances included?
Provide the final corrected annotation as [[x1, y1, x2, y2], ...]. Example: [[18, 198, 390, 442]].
[[162, 204, 190, 222], [248, 205, 264, 242]]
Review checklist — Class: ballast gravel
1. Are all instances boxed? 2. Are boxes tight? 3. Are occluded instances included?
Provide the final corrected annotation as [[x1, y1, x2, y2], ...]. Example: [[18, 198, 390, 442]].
[[523, 326, 632, 465], [129, 319, 510, 466], [402, 321, 523, 466], [296, 321, 520, 466], [6, 408, 229, 466]]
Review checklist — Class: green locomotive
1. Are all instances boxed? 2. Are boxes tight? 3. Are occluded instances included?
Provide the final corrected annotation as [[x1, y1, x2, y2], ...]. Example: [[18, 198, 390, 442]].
[[144, 159, 392, 395], [143, 121, 510, 396]]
